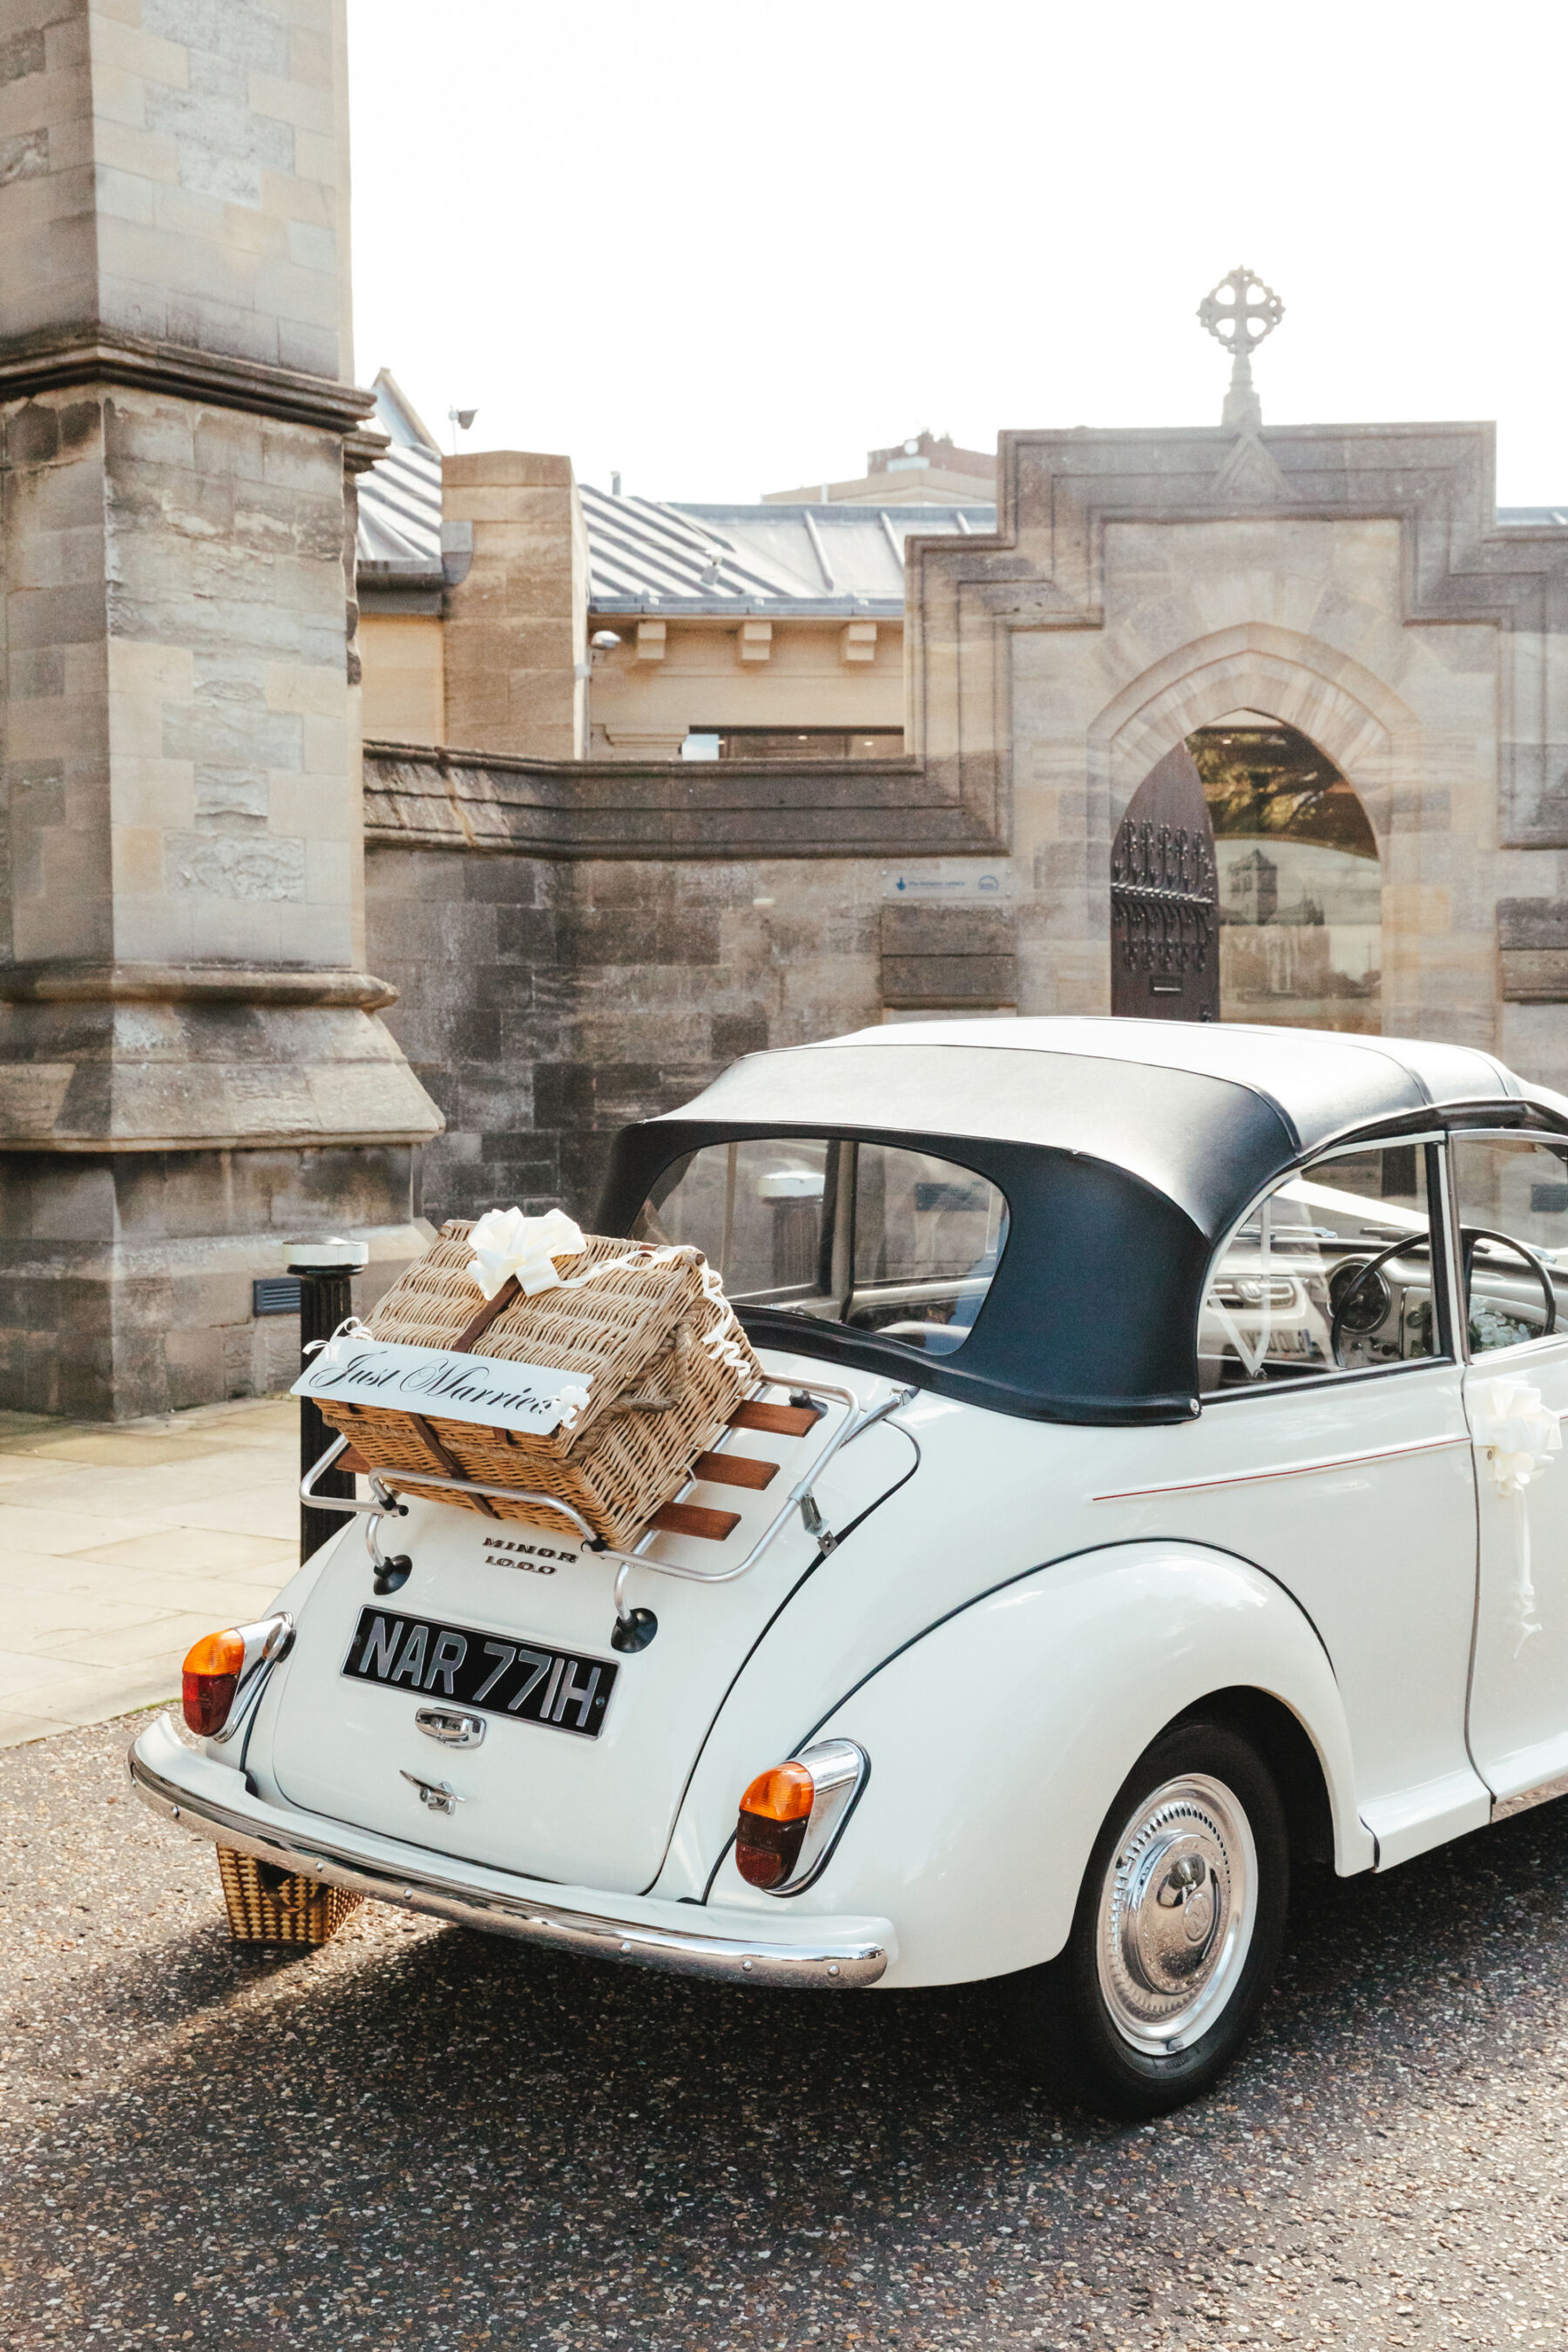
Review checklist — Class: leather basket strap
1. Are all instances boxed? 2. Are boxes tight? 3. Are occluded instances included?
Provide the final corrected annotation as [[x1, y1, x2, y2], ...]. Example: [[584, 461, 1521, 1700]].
[[451, 1274, 520, 1355], [407, 1411, 498, 1519]]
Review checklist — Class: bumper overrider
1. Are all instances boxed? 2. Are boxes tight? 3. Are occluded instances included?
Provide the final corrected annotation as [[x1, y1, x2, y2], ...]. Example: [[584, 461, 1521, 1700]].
[[127, 1715, 892, 1989]]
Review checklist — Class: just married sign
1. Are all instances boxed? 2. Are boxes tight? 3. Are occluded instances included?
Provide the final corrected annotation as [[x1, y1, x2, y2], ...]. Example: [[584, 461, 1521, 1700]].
[[292, 1335, 592, 1438]]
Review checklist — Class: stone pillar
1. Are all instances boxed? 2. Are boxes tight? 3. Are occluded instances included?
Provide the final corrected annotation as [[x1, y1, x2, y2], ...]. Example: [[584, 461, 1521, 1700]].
[[0, 0, 442, 1417], [441, 452, 589, 758]]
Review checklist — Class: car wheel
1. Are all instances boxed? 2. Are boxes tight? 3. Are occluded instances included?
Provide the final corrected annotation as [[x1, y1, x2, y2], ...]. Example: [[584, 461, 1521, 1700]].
[[1004, 1719, 1288, 2118]]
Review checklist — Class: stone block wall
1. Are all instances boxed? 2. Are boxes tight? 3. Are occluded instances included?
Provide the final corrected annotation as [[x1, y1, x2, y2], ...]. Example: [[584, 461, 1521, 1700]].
[[0, 1137, 418, 1417], [879, 901, 1017, 1010], [0, 0, 350, 379], [364, 841, 889, 1224], [441, 451, 588, 762], [360, 734, 1010, 1227], [1, 384, 358, 972]]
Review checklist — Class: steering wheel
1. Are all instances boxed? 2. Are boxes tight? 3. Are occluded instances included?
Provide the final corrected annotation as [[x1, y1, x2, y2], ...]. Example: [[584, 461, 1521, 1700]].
[[1461, 1225, 1558, 1344], [1329, 1224, 1560, 1369], [1328, 1233, 1430, 1369]]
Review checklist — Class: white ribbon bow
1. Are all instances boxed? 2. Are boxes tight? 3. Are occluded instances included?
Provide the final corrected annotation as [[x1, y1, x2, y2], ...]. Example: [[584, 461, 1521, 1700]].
[[554, 1382, 592, 1429], [305, 1314, 373, 1374], [468, 1206, 586, 1301], [1470, 1374, 1561, 1498], [1470, 1374, 1561, 1654]]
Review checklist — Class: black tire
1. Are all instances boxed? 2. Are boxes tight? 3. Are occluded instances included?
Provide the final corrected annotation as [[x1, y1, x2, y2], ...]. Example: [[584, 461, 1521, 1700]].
[[1002, 1718, 1288, 2118]]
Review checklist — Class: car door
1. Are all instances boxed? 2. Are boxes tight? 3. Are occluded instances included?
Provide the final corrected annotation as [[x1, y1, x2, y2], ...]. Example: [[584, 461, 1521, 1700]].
[[1450, 1129, 1568, 1811], [1097, 1132, 1485, 1867]]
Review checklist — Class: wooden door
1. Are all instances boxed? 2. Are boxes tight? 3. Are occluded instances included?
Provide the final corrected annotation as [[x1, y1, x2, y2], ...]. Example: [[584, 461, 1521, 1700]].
[[1111, 741, 1220, 1021]]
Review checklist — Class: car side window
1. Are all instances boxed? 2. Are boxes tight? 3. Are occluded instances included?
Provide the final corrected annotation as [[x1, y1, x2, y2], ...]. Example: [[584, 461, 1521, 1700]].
[[1199, 1142, 1440, 1394], [632, 1137, 1009, 1357], [1449, 1134, 1568, 1355]]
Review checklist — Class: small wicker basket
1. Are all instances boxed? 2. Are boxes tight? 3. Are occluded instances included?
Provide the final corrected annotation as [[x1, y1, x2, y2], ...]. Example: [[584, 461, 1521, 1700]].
[[216, 1847, 363, 1945], [316, 1220, 762, 1548]]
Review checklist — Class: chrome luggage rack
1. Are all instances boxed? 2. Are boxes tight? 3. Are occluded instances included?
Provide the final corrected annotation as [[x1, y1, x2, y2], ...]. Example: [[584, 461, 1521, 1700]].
[[300, 1374, 914, 1648]]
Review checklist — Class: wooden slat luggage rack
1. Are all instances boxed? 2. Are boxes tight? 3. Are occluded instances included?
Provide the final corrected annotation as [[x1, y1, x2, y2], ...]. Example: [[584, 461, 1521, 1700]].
[[301, 1373, 914, 1645]]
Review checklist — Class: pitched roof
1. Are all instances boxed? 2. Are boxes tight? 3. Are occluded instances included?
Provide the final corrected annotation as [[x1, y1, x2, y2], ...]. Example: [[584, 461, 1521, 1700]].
[[580, 489, 994, 618], [353, 375, 996, 613], [356, 371, 444, 581]]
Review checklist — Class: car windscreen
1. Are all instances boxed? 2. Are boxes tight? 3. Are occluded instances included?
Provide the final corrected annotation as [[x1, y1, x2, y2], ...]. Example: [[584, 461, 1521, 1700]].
[[632, 1137, 1010, 1357]]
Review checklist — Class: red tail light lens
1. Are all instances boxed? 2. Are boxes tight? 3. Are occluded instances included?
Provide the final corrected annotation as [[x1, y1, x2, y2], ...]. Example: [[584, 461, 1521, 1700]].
[[736, 1760, 815, 1889], [183, 1629, 246, 1736]]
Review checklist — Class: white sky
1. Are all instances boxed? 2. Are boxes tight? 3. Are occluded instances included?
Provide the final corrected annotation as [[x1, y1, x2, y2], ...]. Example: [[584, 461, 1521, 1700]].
[[346, 0, 1567, 507]]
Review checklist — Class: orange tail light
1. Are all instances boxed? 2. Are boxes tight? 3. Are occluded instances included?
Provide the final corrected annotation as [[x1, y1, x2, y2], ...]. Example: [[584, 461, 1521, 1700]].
[[182, 1628, 246, 1737], [736, 1760, 816, 1889]]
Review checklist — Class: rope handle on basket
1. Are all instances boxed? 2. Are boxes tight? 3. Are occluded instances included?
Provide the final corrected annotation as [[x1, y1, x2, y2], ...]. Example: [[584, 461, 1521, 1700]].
[[604, 1321, 692, 1413]]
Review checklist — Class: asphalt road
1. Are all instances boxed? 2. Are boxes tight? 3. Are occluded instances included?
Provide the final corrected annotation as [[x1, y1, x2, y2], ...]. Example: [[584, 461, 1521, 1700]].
[[5, 1720, 1568, 2349]]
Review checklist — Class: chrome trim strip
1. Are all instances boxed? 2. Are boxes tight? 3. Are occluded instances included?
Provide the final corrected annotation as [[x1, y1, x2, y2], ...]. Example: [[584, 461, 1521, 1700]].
[[773, 1738, 868, 1896], [1491, 1772, 1568, 1822], [209, 1612, 294, 1746], [127, 1722, 888, 1989], [1092, 1431, 1471, 1503]]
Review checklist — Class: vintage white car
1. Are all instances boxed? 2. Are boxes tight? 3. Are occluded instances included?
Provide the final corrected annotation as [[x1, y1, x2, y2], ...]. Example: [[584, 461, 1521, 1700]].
[[130, 1017, 1568, 2114]]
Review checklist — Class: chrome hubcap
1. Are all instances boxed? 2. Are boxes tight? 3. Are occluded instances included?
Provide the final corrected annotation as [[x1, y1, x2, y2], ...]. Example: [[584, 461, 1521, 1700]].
[[1096, 1773, 1257, 2054]]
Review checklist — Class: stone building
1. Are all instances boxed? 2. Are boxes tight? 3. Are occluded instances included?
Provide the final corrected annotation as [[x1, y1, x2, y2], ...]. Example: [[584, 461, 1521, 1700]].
[[4, 10, 1567, 1422], [0, 0, 440, 1418], [354, 375, 990, 761], [361, 389, 1568, 1235]]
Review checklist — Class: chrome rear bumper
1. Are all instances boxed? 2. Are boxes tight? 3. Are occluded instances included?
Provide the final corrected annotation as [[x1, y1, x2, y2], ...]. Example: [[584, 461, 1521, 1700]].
[[128, 1715, 891, 1990]]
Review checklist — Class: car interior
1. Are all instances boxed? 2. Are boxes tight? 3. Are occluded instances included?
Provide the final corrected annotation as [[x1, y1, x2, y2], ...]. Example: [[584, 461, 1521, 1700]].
[[633, 1137, 1010, 1356], [1200, 1134, 1568, 1390]]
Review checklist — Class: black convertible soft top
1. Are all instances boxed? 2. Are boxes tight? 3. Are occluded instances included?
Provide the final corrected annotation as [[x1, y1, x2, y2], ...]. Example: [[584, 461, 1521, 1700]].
[[597, 1018, 1568, 1424]]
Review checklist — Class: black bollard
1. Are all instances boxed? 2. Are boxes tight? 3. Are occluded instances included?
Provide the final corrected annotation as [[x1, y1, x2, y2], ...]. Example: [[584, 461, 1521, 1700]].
[[289, 1238, 369, 1563]]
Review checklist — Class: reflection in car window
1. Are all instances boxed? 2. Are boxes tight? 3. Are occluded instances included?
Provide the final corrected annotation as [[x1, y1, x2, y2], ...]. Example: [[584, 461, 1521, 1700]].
[[1450, 1136, 1568, 1355], [1199, 1144, 1438, 1393], [632, 1139, 1009, 1357]]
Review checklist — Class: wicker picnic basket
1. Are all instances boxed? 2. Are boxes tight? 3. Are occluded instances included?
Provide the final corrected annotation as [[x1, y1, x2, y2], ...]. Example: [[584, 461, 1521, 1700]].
[[216, 1847, 363, 1946], [317, 1220, 762, 1548]]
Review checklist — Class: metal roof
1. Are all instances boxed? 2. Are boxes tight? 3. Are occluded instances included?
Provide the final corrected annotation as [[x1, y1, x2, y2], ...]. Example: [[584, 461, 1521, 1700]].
[[358, 442, 443, 573], [353, 371, 997, 614], [580, 489, 996, 618], [356, 372, 444, 583]]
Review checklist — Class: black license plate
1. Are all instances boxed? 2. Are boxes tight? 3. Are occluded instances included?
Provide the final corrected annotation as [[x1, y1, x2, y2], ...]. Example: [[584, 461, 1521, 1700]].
[[342, 1606, 616, 1738]]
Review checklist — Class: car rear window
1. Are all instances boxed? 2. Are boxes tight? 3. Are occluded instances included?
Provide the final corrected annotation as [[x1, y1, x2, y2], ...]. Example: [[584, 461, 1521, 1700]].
[[632, 1138, 1010, 1356]]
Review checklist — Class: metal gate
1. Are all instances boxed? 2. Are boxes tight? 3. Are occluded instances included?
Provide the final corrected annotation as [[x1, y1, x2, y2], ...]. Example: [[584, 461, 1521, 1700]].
[[1110, 741, 1220, 1022]]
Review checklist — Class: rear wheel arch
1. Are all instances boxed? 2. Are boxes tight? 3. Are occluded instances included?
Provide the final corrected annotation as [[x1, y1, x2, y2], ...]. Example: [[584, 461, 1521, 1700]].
[[727, 1545, 1362, 1981], [1170, 1684, 1335, 1870]]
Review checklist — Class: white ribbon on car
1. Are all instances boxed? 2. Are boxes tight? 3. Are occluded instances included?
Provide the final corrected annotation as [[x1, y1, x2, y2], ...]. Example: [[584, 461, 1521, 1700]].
[[467, 1206, 587, 1299], [1470, 1374, 1562, 1655]]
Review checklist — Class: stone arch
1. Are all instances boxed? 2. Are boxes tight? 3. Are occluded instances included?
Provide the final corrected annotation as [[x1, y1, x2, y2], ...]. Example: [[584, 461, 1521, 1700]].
[[1087, 622, 1424, 856], [1088, 625, 1424, 1034]]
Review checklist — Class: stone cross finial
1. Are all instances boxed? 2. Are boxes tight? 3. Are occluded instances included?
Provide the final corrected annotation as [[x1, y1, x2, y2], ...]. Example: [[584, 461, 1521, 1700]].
[[1198, 266, 1284, 430]]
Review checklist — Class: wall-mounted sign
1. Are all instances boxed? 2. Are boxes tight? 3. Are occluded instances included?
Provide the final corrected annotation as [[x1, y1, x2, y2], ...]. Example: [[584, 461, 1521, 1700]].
[[293, 1339, 591, 1436], [882, 862, 1014, 902]]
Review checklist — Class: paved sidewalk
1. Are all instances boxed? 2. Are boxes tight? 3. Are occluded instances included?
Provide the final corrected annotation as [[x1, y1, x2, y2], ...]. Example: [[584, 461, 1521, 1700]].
[[0, 1395, 301, 1750]]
